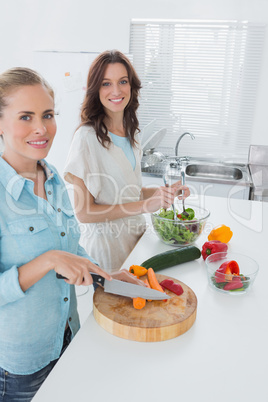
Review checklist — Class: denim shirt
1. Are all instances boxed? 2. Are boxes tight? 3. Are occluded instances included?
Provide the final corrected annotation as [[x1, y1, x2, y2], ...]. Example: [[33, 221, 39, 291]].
[[0, 156, 95, 375]]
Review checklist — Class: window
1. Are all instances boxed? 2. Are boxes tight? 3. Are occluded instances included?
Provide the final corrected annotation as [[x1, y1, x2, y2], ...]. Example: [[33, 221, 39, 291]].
[[130, 19, 266, 161]]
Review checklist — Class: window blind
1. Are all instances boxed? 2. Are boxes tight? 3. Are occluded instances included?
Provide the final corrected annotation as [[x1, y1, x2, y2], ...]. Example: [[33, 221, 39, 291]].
[[130, 19, 266, 161]]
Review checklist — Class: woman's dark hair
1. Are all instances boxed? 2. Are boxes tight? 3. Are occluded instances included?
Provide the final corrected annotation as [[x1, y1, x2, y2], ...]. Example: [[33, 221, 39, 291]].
[[80, 50, 141, 147]]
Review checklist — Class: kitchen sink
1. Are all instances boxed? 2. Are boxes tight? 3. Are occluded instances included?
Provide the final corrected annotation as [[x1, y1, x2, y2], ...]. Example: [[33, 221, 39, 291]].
[[185, 164, 243, 181], [142, 157, 252, 199]]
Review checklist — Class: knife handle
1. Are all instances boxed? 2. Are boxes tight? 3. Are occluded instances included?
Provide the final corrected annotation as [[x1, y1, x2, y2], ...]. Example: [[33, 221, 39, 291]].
[[56, 272, 105, 286]]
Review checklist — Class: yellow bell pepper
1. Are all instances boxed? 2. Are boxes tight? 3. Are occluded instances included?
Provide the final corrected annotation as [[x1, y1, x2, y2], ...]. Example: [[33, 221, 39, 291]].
[[208, 225, 233, 243], [129, 265, 148, 277]]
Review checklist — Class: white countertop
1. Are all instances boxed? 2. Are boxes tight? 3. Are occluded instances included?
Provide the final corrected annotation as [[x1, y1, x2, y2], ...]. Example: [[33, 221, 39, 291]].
[[33, 196, 268, 402]]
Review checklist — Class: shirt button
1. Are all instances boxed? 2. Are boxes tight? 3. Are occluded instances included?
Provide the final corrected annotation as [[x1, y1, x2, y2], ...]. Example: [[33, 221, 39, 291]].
[[69, 317, 72, 322], [48, 191, 52, 195], [64, 297, 68, 302], [61, 232, 66, 237], [29, 226, 34, 232], [57, 208, 61, 212]]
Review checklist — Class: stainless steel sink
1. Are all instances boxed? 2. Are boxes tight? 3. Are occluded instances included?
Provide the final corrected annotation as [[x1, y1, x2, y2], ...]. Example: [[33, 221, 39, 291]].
[[141, 157, 252, 190], [185, 164, 243, 181]]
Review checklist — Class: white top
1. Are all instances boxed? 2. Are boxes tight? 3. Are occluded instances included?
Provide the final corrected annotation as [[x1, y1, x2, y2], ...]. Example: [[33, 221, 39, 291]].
[[64, 126, 146, 272]]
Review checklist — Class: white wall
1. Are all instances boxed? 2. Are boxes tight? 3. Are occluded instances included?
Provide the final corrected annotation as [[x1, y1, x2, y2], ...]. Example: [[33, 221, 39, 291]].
[[1, 0, 267, 163]]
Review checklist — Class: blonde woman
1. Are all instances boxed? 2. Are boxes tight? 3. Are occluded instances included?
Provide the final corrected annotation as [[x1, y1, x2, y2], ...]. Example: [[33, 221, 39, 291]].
[[0, 67, 142, 401]]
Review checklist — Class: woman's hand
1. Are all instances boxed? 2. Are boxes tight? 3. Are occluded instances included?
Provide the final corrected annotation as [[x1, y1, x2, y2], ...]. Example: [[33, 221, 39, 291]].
[[171, 180, 190, 200], [48, 250, 112, 287], [111, 269, 146, 287], [18, 250, 112, 291], [142, 181, 190, 214]]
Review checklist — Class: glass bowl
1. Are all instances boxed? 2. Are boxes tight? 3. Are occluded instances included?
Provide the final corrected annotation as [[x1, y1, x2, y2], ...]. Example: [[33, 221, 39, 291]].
[[151, 203, 210, 247], [205, 252, 259, 294]]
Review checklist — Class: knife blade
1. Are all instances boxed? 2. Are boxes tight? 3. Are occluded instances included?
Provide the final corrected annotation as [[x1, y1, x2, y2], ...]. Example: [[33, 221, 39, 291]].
[[56, 273, 170, 300]]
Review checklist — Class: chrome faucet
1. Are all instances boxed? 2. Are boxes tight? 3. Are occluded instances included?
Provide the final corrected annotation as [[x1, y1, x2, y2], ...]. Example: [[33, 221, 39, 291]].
[[175, 132, 195, 157]]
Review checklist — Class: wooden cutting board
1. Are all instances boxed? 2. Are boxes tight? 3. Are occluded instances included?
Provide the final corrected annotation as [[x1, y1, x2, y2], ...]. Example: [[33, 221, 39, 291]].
[[93, 274, 197, 342]]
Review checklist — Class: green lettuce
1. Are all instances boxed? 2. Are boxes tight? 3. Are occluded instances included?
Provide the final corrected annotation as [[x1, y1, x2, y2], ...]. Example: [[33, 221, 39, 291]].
[[152, 208, 202, 245]]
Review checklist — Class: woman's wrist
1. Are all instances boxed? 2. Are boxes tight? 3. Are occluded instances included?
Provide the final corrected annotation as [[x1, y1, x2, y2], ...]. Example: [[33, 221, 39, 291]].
[[140, 198, 154, 214], [18, 250, 58, 292], [40, 250, 57, 274]]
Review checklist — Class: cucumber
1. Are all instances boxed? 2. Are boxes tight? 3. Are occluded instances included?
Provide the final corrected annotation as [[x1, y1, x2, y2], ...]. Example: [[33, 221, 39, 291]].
[[141, 246, 201, 271]]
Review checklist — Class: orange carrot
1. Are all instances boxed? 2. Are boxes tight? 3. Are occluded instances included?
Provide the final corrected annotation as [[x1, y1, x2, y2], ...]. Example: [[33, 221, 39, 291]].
[[147, 268, 165, 293], [143, 278, 152, 302], [144, 278, 150, 288], [133, 297, 146, 310]]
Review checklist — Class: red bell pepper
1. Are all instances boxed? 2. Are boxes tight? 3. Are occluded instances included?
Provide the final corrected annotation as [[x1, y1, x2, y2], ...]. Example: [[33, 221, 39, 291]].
[[214, 260, 240, 283], [160, 279, 184, 296], [201, 240, 228, 261], [223, 276, 243, 290]]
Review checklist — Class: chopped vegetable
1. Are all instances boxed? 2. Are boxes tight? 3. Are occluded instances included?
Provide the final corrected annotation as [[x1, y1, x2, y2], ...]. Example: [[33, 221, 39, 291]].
[[158, 209, 174, 220], [133, 297, 146, 310], [147, 268, 165, 293], [208, 225, 233, 243], [160, 279, 184, 296], [143, 278, 152, 302], [215, 260, 240, 283], [129, 265, 148, 277], [144, 278, 151, 288], [152, 207, 203, 246], [223, 277, 243, 291], [211, 274, 250, 292], [160, 279, 173, 288], [201, 240, 228, 261], [210, 259, 249, 292], [178, 208, 195, 220]]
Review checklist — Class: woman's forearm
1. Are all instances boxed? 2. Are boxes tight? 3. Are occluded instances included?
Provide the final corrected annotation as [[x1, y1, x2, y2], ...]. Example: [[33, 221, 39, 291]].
[[73, 176, 188, 224], [18, 252, 54, 292], [75, 199, 147, 223], [75, 189, 182, 223], [75, 187, 160, 223], [141, 186, 159, 200]]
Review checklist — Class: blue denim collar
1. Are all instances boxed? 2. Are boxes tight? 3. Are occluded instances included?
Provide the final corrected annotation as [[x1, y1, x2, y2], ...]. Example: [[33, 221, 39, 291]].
[[0, 156, 60, 201]]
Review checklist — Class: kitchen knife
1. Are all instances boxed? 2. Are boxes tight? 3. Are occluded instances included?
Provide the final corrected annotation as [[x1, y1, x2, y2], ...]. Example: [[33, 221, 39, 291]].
[[56, 273, 170, 300]]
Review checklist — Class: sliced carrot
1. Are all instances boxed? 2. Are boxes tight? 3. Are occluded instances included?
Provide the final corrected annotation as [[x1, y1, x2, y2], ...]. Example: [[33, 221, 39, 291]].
[[143, 278, 152, 302], [147, 268, 165, 293], [133, 297, 146, 310]]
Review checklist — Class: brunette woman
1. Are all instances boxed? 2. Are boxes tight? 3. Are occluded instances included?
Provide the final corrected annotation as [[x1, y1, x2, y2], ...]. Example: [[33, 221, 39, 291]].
[[64, 50, 189, 273]]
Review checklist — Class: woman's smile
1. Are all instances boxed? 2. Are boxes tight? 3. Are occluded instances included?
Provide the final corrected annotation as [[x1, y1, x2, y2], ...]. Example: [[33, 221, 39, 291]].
[[27, 139, 49, 148], [109, 97, 125, 105], [99, 63, 131, 117]]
